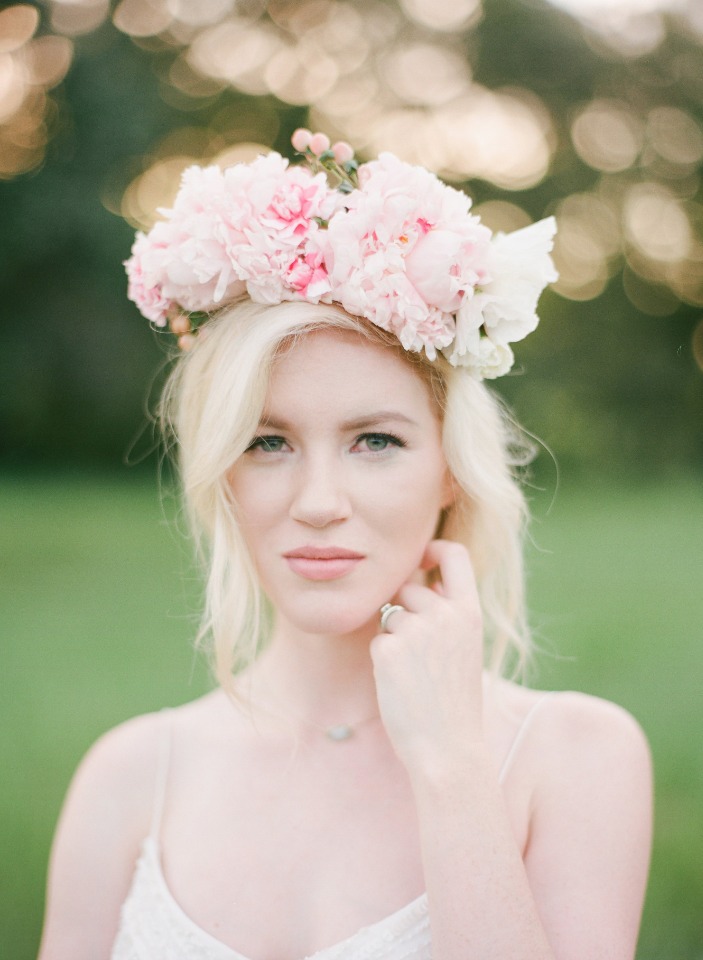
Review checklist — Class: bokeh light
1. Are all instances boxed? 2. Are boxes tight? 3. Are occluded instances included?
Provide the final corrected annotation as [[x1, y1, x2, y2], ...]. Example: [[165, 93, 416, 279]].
[[571, 99, 643, 173], [49, 0, 110, 37], [0, 4, 39, 53], [646, 106, 703, 169], [0, 4, 74, 179], [112, 0, 173, 39], [400, 0, 482, 31], [625, 183, 692, 263]]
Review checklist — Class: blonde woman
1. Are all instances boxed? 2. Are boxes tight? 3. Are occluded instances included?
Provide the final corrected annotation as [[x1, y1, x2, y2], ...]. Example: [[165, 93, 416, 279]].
[[39, 133, 652, 960]]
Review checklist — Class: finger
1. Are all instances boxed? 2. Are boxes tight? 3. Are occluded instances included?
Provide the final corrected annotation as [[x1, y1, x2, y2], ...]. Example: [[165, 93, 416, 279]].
[[420, 539, 479, 603], [397, 581, 443, 614]]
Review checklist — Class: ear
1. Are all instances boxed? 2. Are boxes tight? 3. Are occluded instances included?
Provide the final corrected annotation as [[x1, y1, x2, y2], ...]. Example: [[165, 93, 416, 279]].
[[440, 468, 457, 511], [433, 470, 456, 540]]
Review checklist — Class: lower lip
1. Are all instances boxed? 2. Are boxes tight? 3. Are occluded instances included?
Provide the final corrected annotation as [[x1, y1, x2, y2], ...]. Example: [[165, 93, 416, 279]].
[[285, 557, 364, 581]]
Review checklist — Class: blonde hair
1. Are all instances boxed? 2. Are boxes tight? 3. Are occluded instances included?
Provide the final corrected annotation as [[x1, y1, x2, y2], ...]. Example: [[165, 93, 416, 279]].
[[160, 299, 534, 689]]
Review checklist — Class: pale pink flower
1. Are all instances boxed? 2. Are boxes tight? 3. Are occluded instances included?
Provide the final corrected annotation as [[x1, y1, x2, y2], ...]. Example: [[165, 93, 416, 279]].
[[124, 232, 171, 326], [151, 166, 248, 309], [405, 227, 491, 314], [322, 152, 491, 359], [126, 153, 336, 318]]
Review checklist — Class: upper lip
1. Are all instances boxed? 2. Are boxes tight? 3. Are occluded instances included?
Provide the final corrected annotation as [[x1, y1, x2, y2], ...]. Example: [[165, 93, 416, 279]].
[[283, 546, 365, 560]]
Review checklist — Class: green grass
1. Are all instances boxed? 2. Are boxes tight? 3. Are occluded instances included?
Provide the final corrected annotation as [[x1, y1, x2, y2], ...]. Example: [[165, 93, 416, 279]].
[[523, 477, 703, 960], [1, 473, 701, 959]]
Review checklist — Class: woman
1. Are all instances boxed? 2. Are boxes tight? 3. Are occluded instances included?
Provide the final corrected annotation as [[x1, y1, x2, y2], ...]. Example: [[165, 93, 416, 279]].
[[38, 132, 652, 960]]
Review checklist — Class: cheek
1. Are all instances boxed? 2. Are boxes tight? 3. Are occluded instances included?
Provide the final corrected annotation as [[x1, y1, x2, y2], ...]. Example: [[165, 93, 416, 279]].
[[371, 465, 448, 544], [227, 504, 280, 577], [231, 470, 286, 526]]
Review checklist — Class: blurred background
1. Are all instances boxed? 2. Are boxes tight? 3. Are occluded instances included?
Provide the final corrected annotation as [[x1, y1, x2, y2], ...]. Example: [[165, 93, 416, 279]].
[[1, 0, 701, 957]]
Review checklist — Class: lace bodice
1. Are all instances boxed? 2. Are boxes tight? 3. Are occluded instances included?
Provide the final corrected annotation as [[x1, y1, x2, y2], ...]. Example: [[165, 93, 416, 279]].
[[111, 837, 432, 960]]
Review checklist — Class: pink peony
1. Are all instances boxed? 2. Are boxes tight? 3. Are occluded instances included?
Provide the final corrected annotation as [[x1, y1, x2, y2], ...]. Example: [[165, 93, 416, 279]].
[[126, 153, 338, 319], [286, 248, 331, 301], [124, 232, 171, 326], [322, 152, 491, 359], [404, 227, 491, 314]]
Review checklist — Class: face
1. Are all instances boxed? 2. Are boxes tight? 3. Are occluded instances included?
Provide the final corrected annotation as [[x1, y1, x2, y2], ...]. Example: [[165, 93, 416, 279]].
[[228, 328, 454, 638]]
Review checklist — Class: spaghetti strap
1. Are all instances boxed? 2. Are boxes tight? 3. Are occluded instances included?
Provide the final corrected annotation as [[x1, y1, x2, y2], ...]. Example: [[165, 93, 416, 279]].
[[149, 709, 173, 841], [498, 692, 556, 785]]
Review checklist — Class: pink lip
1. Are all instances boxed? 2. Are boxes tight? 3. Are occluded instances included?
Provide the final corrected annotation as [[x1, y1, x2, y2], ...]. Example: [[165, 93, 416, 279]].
[[283, 546, 365, 581], [284, 546, 365, 560]]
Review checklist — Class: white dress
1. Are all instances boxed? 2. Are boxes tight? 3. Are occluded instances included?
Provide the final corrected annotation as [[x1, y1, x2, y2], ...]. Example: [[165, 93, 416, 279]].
[[112, 696, 552, 960]]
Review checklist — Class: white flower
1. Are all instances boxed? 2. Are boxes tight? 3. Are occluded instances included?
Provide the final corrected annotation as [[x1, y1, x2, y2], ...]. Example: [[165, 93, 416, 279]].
[[454, 216, 558, 354], [446, 335, 515, 379]]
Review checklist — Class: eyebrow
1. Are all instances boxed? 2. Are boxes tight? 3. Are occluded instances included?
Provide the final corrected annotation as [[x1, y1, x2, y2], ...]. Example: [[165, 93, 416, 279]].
[[259, 411, 420, 431]]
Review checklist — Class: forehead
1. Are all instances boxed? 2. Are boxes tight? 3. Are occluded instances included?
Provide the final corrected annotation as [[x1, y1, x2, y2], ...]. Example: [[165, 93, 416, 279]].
[[264, 328, 439, 420]]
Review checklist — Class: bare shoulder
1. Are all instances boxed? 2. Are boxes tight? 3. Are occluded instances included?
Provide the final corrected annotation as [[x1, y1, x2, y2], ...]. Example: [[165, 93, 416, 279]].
[[487, 679, 653, 829], [495, 684, 653, 835], [492, 679, 650, 768], [73, 711, 167, 822], [71, 692, 225, 823], [53, 709, 170, 871], [499, 688, 653, 954], [538, 689, 651, 779], [81, 709, 165, 773], [39, 697, 220, 960]]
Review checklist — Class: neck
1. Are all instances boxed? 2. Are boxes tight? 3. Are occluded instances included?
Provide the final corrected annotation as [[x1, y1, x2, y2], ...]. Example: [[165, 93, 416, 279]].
[[238, 616, 380, 727]]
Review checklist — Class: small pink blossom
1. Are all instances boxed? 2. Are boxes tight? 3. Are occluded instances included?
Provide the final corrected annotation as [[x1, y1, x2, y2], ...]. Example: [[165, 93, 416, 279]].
[[309, 132, 331, 156], [291, 128, 313, 152], [332, 141, 354, 164]]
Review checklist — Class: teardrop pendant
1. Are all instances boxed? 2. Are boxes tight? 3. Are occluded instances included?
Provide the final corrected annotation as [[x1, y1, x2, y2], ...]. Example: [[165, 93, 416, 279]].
[[325, 724, 354, 741]]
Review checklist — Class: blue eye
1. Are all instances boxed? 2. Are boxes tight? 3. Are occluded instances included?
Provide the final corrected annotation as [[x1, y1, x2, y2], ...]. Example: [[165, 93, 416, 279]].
[[246, 435, 286, 453], [355, 432, 406, 453]]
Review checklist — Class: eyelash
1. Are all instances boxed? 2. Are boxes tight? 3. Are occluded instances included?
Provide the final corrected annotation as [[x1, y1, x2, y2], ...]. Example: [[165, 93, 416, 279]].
[[245, 432, 407, 455], [354, 432, 406, 454], [245, 435, 286, 453]]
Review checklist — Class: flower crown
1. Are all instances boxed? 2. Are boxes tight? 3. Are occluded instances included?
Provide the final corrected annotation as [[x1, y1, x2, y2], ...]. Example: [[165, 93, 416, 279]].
[[125, 130, 557, 379]]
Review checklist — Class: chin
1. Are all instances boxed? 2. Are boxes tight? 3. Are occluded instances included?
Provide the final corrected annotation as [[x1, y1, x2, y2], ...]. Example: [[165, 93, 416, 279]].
[[278, 596, 381, 639]]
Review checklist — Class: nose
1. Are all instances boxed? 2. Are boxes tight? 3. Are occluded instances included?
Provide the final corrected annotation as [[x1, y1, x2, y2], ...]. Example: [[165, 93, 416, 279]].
[[289, 454, 351, 528]]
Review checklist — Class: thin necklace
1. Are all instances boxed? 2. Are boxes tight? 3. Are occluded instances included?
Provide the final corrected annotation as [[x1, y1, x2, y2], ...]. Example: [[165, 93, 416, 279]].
[[243, 697, 381, 742]]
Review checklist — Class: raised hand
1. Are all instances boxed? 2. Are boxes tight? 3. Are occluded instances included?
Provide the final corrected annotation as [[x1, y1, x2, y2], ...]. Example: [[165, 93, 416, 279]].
[[370, 539, 486, 778]]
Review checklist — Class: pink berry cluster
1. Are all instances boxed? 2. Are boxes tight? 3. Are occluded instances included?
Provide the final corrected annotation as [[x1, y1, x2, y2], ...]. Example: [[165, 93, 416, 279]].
[[291, 128, 355, 165]]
